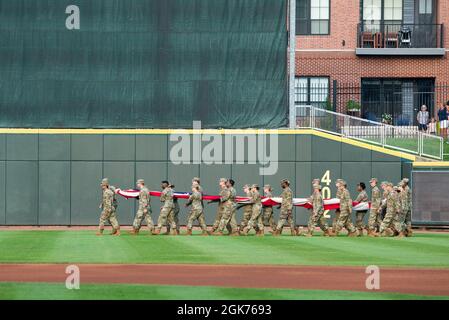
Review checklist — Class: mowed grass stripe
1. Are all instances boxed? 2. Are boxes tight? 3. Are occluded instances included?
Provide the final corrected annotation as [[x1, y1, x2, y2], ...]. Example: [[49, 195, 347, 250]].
[[0, 282, 447, 300], [1, 231, 449, 267]]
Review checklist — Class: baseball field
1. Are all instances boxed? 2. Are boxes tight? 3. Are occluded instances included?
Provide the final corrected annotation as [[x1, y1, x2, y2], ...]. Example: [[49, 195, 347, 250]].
[[1, 227, 449, 300]]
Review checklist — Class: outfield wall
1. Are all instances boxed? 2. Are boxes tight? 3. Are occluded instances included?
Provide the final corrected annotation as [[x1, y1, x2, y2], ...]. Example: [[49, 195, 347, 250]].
[[0, 130, 414, 226]]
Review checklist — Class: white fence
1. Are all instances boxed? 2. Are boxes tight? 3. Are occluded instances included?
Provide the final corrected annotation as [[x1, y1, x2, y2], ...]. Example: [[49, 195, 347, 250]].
[[295, 106, 444, 160]]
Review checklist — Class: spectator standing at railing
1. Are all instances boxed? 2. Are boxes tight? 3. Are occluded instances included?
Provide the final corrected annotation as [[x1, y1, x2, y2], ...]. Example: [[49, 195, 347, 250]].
[[437, 104, 448, 141], [416, 105, 429, 132]]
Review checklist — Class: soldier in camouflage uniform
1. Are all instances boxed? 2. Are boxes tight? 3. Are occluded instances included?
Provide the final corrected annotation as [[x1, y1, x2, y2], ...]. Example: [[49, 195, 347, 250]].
[[354, 182, 369, 236], [378, 182, 399, 237], [393, 183, 407, 237], [332, 179, 344, 231], [166, 184, 180, 235], [301, 185, 333, 237], [262, 185, 277, 232], [153, 181, 177, 235], [213, 179, 234, 235], [185, 185, 208, 236], [212, 178, 227, 232], [242, 184, 264, 236], [239, 184, 253, 232], [367, 178, 381, 237], [130, 179, 153, 235], [272, 179, 296, 236], [334, 180, 358, 237], [402, 178, 413, 237], [97, 178, 120, 236], [226, 179, 240, 236]]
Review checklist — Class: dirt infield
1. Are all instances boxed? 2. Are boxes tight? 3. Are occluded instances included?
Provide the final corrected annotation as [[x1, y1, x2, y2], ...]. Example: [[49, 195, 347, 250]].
[[1, 264, 449, 296]]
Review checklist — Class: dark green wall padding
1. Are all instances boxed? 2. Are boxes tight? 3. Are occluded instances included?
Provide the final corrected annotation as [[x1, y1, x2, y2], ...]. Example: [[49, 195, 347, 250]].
[[0, 0, 287, 128], [0, 133, 412, 226]]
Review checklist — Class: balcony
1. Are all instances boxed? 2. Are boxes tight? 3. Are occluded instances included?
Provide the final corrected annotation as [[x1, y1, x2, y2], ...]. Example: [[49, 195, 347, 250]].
[[356, 23, 445, 56]]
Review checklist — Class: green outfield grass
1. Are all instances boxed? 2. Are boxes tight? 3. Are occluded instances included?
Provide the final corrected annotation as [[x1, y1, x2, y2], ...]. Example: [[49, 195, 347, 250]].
[[1, 230, 449, 267], [0, 282, 447, 300]]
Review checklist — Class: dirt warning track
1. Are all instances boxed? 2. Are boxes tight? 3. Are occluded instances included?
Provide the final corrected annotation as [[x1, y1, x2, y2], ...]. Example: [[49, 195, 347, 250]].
[[1, 264, 449, 296]]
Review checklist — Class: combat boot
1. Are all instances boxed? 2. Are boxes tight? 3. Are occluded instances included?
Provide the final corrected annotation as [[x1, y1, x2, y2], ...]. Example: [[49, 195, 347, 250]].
[[271, 229, 281, 237], [152, 228, 161, 235], [348, 230, 359, 237], [368, 230, 379, 237], [212, 231, 224, 236], [113, 229, 121, 236], [406, 227, 413, 237], [96, 228, 104, 236], [169, 229, 178, 235], [303, 230, 313, 237], [200, 230, 209, 236], [185, 229, 192, 236], [357, 229, 364, 237], [324, 229, 336, 237], [397, 231, 406, 238], [256, 230, 264, 237], [128, 228, 139, 236], [291, 228, 297, 236], [230, 231, 240, 236]]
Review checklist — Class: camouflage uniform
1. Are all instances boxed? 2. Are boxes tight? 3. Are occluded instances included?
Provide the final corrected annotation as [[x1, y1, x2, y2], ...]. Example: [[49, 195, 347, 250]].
[[239, 189, 253, 231], [186, 190, 207, 232], [335, 187, 357, 235], [307, 186, 329, 235], [263, 190, 277, 231], [228, 186, 239, 233], [246, 188, 264, 232], [379, 188, 399, 236], [109, 185, 119, 212], [167, 196, 180, 233], [155, 187, 176, 231], [212, 185, 227, 231], [368, 185, 382, 231], [217, 187, 234, 233], [393, 186, 406, 234], [276, 186, 295, 233], [132, 185, 153, 232], [403, 184, 412, 232], [354, 189, 369, 233], [98, 187, 120, 232], [332, 187, 342, 231]]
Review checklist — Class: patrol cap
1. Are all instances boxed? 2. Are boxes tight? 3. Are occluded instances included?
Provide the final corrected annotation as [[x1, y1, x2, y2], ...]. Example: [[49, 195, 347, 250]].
[[313, 184, 322, 190], [339, 179, 347, 186], [161, 180, 169, 185], [264, 184, 272, 190], [281, 179, 290, 185], [380, 181, 389, 186], [402, 178, 410, 184], [136, 179, 145, 185], [243, 184, 250, 189], [370, 178, 378, 183], [393, 186, 401, 191], [219, 178, 227, 183], [312, 178, 320, 184], [192, 177, 201, 183], [251, 184, 259, 189], [101, 178, 109, 186]]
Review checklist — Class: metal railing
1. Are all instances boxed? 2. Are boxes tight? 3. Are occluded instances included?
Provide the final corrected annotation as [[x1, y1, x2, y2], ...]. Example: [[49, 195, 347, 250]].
[[296, 106, 444, 160], [357, 23, 444, 49]]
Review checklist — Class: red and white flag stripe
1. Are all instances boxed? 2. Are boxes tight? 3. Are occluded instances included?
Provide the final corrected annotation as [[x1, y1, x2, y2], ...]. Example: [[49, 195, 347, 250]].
[[115, 189, 370, 212]]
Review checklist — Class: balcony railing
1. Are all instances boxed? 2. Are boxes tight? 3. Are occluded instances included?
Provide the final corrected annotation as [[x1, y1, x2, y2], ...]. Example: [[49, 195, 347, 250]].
[[356, 22, 444, 55]]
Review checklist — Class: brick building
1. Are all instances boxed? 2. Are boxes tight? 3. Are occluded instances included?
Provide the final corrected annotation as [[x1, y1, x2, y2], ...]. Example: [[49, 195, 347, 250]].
[[295, 0, 449, 125]]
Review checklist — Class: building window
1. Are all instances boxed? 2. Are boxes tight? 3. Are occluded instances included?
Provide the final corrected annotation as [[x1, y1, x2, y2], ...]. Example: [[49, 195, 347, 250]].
[[295, 77, 329, 108], [362, 0, 403, 31], [419, 0, 432, 14], [296, 0, 330, 35]]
